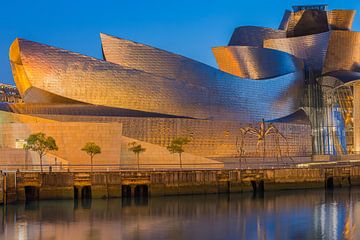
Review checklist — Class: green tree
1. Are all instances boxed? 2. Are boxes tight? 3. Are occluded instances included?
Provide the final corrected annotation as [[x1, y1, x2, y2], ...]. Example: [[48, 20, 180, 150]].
[[167, 137, 190, 169], [128, 142, 146, 170], [23, 132, 58, 172], [81, 142, 101, 172]]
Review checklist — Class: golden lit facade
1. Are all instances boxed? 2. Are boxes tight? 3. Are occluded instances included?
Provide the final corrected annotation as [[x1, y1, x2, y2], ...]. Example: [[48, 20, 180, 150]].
[[263, 32, 330, 74], [228, 26, 286, 46], [212, 46, 303, 79], [279, 6, 355, 36], [323, 31, 360, 74], [10, 37, 304, 122], [4, 3, 360, 165]]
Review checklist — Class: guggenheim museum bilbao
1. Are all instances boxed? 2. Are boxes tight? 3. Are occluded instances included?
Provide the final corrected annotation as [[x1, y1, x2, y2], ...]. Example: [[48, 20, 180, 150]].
[[0, 4, 358, 168]]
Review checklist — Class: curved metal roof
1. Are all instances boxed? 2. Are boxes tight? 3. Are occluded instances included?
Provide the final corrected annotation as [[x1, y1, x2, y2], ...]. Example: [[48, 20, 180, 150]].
[[9, 38, 304, 122], [212, 46, 303, 79]]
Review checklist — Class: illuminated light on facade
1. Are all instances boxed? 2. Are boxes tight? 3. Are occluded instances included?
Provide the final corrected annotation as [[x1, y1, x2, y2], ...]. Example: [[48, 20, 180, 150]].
[[2, 3, 360, 167], [327, 10, 356, 30], [10, 38, 304, 122], [212, 46, 303, 79], [263, 32, 330, 74], [228, 26, 286, 46]]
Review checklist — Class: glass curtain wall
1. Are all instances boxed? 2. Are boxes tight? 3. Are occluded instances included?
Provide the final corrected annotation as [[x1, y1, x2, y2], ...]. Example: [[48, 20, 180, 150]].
[[304, 72, 352, 155]]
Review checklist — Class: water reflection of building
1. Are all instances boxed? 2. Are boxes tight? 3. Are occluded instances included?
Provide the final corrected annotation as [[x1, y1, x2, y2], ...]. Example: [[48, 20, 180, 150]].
[[313, 202, 347, 239], [0, 189, 359, 239]]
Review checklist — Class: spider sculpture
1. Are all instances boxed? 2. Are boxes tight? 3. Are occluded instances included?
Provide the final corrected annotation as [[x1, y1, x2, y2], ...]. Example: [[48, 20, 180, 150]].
[[236, 119, 292, 166]]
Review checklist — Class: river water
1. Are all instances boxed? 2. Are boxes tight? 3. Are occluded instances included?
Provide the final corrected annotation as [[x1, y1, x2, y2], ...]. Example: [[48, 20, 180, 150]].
[[0, 188, 359, 240]]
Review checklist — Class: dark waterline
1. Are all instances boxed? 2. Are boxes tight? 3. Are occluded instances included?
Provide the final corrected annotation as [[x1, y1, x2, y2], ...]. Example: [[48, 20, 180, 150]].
[[0, 188, 359, 240]]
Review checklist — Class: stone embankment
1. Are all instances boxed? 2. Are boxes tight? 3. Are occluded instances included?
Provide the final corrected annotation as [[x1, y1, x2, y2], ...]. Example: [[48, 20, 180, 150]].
[[0, 166, 357, 203]]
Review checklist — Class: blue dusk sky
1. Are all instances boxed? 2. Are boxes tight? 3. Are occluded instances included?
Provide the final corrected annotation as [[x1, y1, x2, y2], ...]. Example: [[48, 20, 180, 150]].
[[0, 0, 360, 84]]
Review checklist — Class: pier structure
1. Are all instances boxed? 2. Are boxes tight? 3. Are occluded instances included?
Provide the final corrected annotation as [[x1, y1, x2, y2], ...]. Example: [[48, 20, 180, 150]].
[[0, 166, 357, 203]]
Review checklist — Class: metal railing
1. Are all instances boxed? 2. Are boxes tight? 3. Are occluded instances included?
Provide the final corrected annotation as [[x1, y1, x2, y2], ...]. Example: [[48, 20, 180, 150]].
[[0, 163, 227, 172], [2, 153, 360, 172], [0, 160, 356, 172]]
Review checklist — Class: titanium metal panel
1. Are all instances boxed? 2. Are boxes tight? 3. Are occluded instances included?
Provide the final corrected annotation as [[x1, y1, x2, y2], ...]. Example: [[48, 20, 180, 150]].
[[0, 106, 311, 158], [279, 10, 292, 30], [10, 38, 304, 122], [327, 10, 355, 30], [212, 46, 303, 79], [268, 109, 310, 125], [264, 32, 330, 73], [323, 31, 360, 74], [101, 33, 301, 86], [318, 75, 345, 89], [0, 103, 185, 118], [284, 9, 354, 36], [323, 71, 360, 85], [286, 10, 329, 37], [101, 33, 215, 86], [228, 26, 286, 46], [13, 113, 311, 158]]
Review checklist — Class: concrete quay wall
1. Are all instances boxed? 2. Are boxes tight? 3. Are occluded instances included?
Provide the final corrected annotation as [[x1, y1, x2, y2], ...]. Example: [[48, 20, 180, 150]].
[[0, 167, 358, 203]]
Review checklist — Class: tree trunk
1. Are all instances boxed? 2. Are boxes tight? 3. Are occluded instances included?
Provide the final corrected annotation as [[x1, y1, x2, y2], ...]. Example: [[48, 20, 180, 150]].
[[91, 155, 93, 172], [137, 154, 140, 171], [40, 155, 43, 172], [179, 153, 182, 170]]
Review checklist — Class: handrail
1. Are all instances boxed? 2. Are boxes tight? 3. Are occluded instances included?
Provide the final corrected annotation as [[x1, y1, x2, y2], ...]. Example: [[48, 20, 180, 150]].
[[1, 158, 360, 172]]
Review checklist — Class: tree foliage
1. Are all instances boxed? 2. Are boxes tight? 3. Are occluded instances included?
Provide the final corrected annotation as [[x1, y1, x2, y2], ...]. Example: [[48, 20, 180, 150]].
[[23, 132, 58, 171], [167, 137, 190, 154], [128, 142, 146, 170], [81, 142, 101, 172], [81, 142, 101, 158], [128, 142, 146, 156], [167, 137, 190, 168]]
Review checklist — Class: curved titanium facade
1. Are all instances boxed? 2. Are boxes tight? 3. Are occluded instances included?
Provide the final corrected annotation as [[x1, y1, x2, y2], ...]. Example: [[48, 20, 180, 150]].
[[212, 46, 303, 79], [13, 4, 360, 157], [101, 33, 216, 86], [323, 31, 360, 74], [10, 38, 304, 122], [282, 9, 355, 36], [0, 103, 187, 118], [9, 4, 358, 160], [228, 26, 286, 46], [264, 32, 330, 73], [210, 5, 359, 155], [285, 10, 329, 37], [327, 10, 355, 30], [323, 71, 360, 85], [318, 75, 345, 89], [279, 10, 292, 30]]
